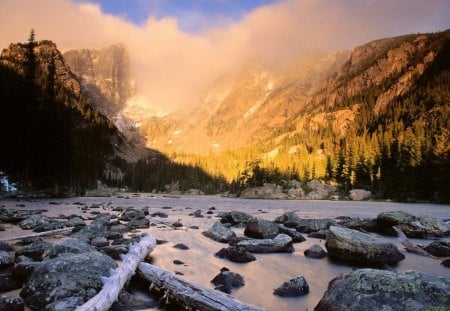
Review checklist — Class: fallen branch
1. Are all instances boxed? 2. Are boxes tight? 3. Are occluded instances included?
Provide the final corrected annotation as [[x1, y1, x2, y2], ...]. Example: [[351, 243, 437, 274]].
[[76, 234, 156, 311], [0, 227, 73, 242], [138, 262, 266, 311], [393, 226, 435, 258]]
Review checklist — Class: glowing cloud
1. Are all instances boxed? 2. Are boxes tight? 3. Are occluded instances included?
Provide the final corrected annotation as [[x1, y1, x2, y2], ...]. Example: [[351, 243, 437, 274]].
[[1, 0, 450, 114]]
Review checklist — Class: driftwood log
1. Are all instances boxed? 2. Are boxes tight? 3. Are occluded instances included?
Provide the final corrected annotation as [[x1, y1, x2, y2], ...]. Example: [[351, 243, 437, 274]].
[[138, 262, 266, 311], [76, 234, 156, 311], [393, 226, 435, 258], [0, 227, 73, 242]]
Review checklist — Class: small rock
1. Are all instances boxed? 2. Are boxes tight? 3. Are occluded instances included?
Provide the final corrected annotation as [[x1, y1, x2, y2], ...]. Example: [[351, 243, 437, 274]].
[[65, 216, 86, 228], [423, 240, 450, 257], [215, 246, 256, 263], [0, 274, 22, 292], [304, 244, 327, 259], [211, 267, 244, 294], [274, 276, 309, 297], [220, 211, 253, 225], [173, 243, 189, 250], [128, 217, 150, 229], [112, 290, 158, 311], [307, 230, 328, 239], [202, 222, 236, 243], [173, 259, 185, 265], [0, 242, 14, 252], [441, 259, 450, 268], [91, 237, 109, 248], [278, 225, 306, 243], [0, 250, 15, 269], [172, 220, 183, 228], [190, 225, 199, 229], [0, 296, 24, 311], [150, 212, 168, 218]]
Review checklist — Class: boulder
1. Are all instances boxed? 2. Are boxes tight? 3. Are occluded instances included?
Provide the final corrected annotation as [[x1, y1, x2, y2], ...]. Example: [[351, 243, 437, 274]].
[[325, 226, 404, 266], [202, 222, 236, 243], [0, 241, 14, 252], [71, 221, 109, 242], [100, 245, 129, 260], [0, 274, 22, 292], [211, 267, 245, 294], [295, 218, 337, 233], [214, 246, 256, 263], [273, 276, 309, 297], [119, 209, 145, 221], [16, 241, 51, 261], [12, 256, 43, 281], [0, 296, 24, 311], [244, 218, 280, 239], [20, 251, 116, 310], [150, 212, 168, 218], [307, 230, 328, 239], [338, 217, 378, 232], [274, 211, 302, 228], [240, 183, 287, 199], [0, 250, 15, 269], [278, 225, 306, 242], [43, 238, 95, 259], [315, 269, 450, 311], [128, 217, 150, 229], [423, 240, 450, 257], [19, 214, 63, 232], [112, 290, 158, 311], [90, 237, 109, 248], [349, 189, 372, 201], [305, 180, 336, 200], [442, 259, 450, 268], [236, 234, 294, 253], [377, 211, 448, 238], [65, 216, 86, 228], [304, 244, 327, 259], [220, 211, 253, 225]]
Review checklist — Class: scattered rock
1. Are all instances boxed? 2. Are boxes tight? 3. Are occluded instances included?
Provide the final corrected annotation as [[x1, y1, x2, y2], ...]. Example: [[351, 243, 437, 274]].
[[173, 243, 189, 250], [349, 189, 372, 201], [377, 211, 448, 238], [0, 296, 24, 311], [244, 218, 280, 239], [274, 276, 309, 297], [65, 216, 86, 228], [304, 244, 327, 259], [215, 246, 256, 263], [220, 211, 253, 225], [202, 222, 236, 243], [338, 217, 378, 232], [211, 267, 245, 294], [72, 221, 110, 242], [274, 211, 302, 228], [20, 251, 116, 310], [315, 269, 450, 311], [119, 209, 145, 221], [12, 256, 43, 281], [0, 250, 15, 269], [192, 210, 204, 218], [91, 237, 109, 248], [43, 238, 95, 259], [16, 241, 51, 261], [111, 290, 158, 311], [278, 225, 306, 242], [0, 242, 14, 252], [100, 245, 129, 260], [423, 240, 450, 257], [236, 234, 294, 253], [128, 217, 150, 229], [173, 259, 185, 265], [325, 226, 405, 266], [19, 214, 52, 230], [172, 220, 183, 228], [441, 259, 450, 268], [109, 224, 129, 234], [150, 212, 168, 218], [307, 230, 328, 239], [0, 274, 22, 292], [295, 218, 337, 233]]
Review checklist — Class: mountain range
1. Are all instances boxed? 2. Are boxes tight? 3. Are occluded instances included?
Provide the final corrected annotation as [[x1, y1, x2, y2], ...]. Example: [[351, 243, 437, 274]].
[[0, 29, 448, 201]]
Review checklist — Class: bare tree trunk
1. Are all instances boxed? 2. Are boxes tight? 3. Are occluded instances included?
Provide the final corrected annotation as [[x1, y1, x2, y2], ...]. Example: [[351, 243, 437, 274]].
[[0, 227, 73, 242], [138, 262, 266, 311], [76, 234, 156, 311]]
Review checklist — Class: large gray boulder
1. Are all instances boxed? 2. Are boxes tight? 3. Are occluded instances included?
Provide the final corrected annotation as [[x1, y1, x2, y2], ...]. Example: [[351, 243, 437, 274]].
[[220, 211, 253, 225], [296, 218, 337, 233], [315, 269, 450, 311], [244, 218, 280, 239], [274, 211, 302, 228], [325, 226, 404, 266], [15, 241, 51, 261], [377, 211, 449, 238], [20, 251, 116, 310], [236, 234, 294, 253], [240, 183, 287, 199], [0, 250, 15, 269], [43, 238, 96, 259], [349, 189, 372, 201], [202, 222, 236, 243], [423, 240, 450, 257]]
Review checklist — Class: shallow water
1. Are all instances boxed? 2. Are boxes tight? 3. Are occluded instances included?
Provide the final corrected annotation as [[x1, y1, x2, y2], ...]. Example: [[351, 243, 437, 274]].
[[1, 195, 449, 310]]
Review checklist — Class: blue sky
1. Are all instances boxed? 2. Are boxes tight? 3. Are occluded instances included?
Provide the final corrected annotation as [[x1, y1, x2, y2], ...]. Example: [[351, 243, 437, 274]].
[[82, 0, 276, 31]]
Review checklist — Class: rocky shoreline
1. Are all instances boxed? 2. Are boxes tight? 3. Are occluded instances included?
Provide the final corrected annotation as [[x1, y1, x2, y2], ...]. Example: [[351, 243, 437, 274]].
[[0, 196, 449, 310]]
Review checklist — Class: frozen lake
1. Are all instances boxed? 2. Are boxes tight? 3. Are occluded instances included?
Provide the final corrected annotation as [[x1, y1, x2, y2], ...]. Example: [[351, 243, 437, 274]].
[[1, 195, 449, 310]]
